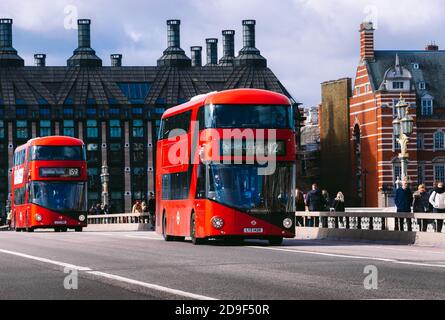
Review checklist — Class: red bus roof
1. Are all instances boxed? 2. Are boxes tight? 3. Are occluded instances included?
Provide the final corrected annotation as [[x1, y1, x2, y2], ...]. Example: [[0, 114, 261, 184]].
[[16, 136, 84, 150], [162, 89, 291, 119]]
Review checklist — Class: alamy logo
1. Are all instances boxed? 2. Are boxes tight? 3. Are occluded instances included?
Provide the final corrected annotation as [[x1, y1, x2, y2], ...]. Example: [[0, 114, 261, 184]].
[[64, 5, 79, 30], [363, 265, 378, 290], [64, 267, 78, 290]]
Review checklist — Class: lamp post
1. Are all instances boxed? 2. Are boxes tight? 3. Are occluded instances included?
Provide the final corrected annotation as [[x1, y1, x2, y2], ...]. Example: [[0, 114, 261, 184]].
[[392, 95, 414, 188], [100, 162, 110, 207]]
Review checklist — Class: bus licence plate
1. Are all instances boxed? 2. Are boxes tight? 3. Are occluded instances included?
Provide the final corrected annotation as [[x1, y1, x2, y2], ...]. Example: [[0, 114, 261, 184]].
[[243, 228, 264, 234], [54, 221, 67, 225]]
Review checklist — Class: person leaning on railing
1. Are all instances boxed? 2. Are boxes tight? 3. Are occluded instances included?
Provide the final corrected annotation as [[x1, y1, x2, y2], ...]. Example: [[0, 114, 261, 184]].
[[412, 184, 432, 232], [395, 180, 413, 231], [428, 182, 445, 233]]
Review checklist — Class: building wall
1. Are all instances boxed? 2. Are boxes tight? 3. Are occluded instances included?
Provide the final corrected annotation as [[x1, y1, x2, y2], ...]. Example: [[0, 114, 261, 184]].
[[320, 78, 353, 204]]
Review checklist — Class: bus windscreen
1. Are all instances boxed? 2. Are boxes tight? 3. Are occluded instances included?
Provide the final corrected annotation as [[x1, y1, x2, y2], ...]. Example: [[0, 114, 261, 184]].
[[30, 146, 85, 161]]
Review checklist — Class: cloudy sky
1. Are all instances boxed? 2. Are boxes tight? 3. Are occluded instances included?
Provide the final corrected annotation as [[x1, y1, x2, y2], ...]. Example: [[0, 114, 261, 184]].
[[1, 0, 444, 106]]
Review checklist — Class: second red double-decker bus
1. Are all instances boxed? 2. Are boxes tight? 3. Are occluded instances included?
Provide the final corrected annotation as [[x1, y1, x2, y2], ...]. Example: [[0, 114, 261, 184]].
[[156, 89, 296, 245], [11, 136, 88, 232]]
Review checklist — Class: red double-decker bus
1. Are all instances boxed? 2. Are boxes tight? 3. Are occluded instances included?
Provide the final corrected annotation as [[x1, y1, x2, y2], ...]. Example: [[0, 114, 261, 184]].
[[156, 89, 296, 245], [11, 136, 88, 232]]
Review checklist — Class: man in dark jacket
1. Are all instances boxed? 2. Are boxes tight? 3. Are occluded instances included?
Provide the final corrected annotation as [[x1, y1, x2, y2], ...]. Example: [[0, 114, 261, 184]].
[[413, 184, 431, 231], [306, 184, 325, 212], [395, 181, 413, 231]]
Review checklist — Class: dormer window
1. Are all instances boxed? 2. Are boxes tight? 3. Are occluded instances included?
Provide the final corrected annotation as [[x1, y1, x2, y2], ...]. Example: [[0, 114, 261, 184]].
[[419, 82, 426, 90], [412, 63, 420, 70], [392, 81, 404, 90], [421, 98, 433, 116]]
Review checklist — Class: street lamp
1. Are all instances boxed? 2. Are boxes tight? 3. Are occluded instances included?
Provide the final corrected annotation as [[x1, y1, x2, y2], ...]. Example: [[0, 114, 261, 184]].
[[392, 94, 414, 188], [100, 162, 110, 207]]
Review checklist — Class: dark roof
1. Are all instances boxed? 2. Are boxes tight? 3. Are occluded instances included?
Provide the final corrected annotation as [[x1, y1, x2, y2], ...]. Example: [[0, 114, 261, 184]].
[[366, 50, 445, 108], [0, 65, 291, 110]]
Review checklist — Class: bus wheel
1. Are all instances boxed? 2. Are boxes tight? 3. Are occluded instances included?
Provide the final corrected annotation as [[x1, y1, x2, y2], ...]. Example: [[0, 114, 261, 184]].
[[61, 227, 68, 233], [26, 228, 34, 233], [268, 237, 284, 246], [54, 228, 61, 233], [162, 214, 174, 242], [74, 227, 83, 232], [190, 213, 204, 245]]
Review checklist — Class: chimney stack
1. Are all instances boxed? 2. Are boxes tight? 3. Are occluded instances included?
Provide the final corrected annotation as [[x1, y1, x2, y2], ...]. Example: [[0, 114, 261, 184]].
[[426, 42, 439, 51], [67, 19, 102, 67], [360, 22, 375, 62], [219, 30, 235, 66], [78, 19, 91, 48], [167, 20, 181, 48], [111, 54, 122, 67], [0, 19, 24, 67], [191, 46, 202, 67], [34, 54, 46, 67], [206, 38, 218, 66], [234, 19, 266, 67], [157, 19, 191, 67]]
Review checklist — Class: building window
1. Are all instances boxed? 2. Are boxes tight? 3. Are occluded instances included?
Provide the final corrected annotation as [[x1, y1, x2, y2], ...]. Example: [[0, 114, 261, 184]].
[[417, 133, 424, 150], [40, 108, 50, 116], [393, 163, 402, 182], [16, 121, 28, 139], [0, 120, 4, 139], [63, 120, 75, 137], [87, 108, 97, 116], [133, 143, 145, 163], [434, 131, 445, 151], [87, 120, 99, 138], [418, 165, 425, 185], [133, 120, 144, 138], [109, 120, 122, 138], [132, 107, 143, 115], [435, 164, 445, 184], [109, 143, 123, 165], [39, 120, 52, 137], [16, 108, 27, 117], [412, 63, 420, 70], [421, 99, 433, 116], [392, 82, 405, 90], [64, 108, 74, 116], [355, 87, 361, 96], [364, 84, 370, 93], [393, 134, 401, 151], [419, 82, 426, 90], [117, 83, 151, 103], [109, 108, 120, 116]]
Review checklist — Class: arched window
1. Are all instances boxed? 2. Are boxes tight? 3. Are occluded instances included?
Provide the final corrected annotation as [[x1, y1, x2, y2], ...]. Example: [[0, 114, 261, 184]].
[[434, 131, 444, 151]]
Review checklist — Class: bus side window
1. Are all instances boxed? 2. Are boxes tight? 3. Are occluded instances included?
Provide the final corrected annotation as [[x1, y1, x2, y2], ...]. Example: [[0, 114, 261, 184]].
[[197, 107, 205, 131], [196, 165, 206, 199]]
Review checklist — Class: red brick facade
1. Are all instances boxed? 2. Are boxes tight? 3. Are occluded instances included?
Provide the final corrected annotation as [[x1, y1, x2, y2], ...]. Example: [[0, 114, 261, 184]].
[[350, 22, 445, 207]]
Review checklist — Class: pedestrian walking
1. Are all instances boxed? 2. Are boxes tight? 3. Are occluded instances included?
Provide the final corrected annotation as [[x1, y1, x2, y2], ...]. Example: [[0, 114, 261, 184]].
[[429, 182, 445, 233], [322, 190, 331, 211], [332, 192, 346, 212], [132, 200, 143, 214], [295, 189, 306, 227], [395, 180, 413, 231], [6, 210, 12, 230], [306, 184, 325, 212], [148, 193, 156, 230], [413, 184, 432, 232]]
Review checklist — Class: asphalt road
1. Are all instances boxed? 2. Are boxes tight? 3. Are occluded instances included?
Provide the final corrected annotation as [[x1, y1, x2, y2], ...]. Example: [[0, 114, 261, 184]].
[[0, 231, 444, 300]]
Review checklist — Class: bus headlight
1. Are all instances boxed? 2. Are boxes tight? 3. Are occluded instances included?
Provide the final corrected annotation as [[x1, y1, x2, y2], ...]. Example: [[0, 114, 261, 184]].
[[283, 218, 293, 229], [35, 214, 43, 222], [79, 215, 86, 222], [211, 217, 224, 229]]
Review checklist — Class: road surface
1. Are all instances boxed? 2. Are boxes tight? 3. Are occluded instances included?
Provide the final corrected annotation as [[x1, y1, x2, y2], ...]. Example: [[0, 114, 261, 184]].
[[0, 231, 444, 300]]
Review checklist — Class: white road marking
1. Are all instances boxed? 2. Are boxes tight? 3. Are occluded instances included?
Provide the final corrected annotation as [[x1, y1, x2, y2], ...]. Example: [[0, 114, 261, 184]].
[[248, 246, 445, 269], [0, 249, 217, 300]]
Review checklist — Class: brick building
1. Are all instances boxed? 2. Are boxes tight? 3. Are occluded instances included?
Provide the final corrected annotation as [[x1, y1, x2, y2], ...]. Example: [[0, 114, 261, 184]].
[[345, 22, 445, 207], [0, 18, 300, 214]]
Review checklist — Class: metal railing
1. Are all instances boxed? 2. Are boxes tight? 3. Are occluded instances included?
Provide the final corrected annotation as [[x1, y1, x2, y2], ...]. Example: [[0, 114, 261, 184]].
[[296, 212, 445, 233], [87, 213, 150, 225]]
